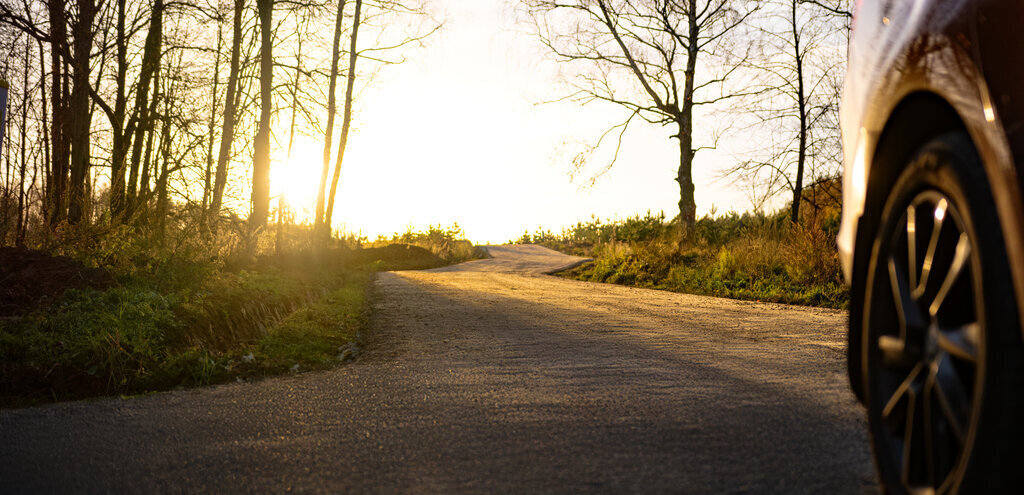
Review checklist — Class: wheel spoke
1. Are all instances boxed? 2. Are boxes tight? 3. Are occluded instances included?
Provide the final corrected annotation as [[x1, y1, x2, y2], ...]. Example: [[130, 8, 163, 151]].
[[916, 198, 948, 298], [937, 322, 979, 363], [929, 233, 971, 317], [931, 355, 968, 444], [889, 257, 919, 340], [884, 362, 925, 419], [924, 364, 937, 487], [907, 205, 918, 289]]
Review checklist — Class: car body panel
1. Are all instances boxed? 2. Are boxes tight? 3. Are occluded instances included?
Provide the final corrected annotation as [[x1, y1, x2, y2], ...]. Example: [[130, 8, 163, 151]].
[[838, 0, 928, 278], [973, 1, 1024, 337], [840, 0, 1024, 344]]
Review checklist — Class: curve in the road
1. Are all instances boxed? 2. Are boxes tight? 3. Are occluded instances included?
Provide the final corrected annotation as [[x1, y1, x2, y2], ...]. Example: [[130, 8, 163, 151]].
[[426, 244, 592, 274], [0, 244, 876, 494]]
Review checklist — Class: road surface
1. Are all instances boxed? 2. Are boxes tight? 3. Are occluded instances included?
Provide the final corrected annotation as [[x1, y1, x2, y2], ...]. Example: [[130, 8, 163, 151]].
[[0, 245, 877, 493]]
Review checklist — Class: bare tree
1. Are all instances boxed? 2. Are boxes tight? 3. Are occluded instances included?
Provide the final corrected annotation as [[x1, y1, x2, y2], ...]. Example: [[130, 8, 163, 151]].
[[46, 0, 70, 225], [528, 0, 759, 237], [123, 0, 165, 216], [315, 0, 441, 235], [0, 0, 438, 245], [249, 0, 273, 228], [15, 33, 32, 245], [730, 0, 849, 222], [321, 0, 360, 231], [800, 0, 851, 18], [210, 0, 245, 216], [204, 14, 222, 211], [314, 0, 346, 233], [60, 0, 100, 224], [0, 0, 72, 225]]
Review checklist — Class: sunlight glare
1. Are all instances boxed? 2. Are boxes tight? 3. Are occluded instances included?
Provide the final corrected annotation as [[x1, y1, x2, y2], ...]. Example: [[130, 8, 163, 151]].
[[271, 139, 324, 220]]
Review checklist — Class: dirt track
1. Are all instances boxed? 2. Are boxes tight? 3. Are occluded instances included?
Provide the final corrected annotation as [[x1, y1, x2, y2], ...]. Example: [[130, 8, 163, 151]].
[[0, 245, 877, 493]]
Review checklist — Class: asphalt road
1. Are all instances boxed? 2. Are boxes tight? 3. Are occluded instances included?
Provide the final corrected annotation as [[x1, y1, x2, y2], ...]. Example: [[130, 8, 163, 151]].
[[0, 245, 878, 494]]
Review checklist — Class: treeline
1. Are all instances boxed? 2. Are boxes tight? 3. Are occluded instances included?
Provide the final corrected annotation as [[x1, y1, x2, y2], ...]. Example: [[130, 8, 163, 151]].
[[0, 0, 437, 248]]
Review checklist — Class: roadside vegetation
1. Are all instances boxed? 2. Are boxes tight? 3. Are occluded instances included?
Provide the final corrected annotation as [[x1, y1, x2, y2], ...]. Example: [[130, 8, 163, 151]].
[[365, 224, 488, 270], [520, 180, 847, 309], [0, 215, 481, 408], [0, 0, 448, 408]]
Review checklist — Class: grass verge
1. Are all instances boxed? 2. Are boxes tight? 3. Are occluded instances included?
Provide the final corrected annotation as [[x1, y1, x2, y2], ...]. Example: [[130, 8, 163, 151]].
[[0, 220, 486, 408], [521, 198, 848, 309], [0, 265, 370, 408]]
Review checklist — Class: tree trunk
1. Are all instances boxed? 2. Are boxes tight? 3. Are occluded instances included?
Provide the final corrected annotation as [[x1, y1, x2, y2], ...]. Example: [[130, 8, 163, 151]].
[[675, 6, 699, 238], [211, 0, 244, 216], [250, 0, 273, 229], [108, 0, 129, 217], [3, 108, 10, 243], [139, 66, 159, 215], [154, 45, 177, 235], [204, 22, 222, 211], [790, 0, 807, 225], [17, 37, 30, 245], [47, 0, 69, 225], [315, 0, 347, 231], [67, 0, 98, 224], [324, 0, 362, 230], [38, 39, 49, 225], [155, 92, 171, 237], [676, 121, 696, 236], [125, 0, 164, 216]]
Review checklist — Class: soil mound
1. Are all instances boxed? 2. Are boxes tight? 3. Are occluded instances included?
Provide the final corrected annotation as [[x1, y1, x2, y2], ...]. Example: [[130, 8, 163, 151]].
[[0, 247, 114, 317], [255, 244, 446, 274]]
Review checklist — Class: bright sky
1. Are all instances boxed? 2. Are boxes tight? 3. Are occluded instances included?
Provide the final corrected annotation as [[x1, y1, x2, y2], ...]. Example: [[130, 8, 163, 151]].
[[276, 0, 751, 244]]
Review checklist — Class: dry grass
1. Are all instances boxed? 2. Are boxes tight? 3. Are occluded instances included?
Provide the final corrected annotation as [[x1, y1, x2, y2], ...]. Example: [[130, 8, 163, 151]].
[[524, 182, 848, 308]]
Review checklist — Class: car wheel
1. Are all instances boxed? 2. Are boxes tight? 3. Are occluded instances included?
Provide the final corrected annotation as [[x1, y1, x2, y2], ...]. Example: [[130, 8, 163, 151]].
[[861, 132, 1024, 493]]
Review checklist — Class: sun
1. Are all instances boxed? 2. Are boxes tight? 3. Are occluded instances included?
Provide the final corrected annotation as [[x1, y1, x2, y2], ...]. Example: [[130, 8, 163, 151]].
[[271, 139, 325, 221]]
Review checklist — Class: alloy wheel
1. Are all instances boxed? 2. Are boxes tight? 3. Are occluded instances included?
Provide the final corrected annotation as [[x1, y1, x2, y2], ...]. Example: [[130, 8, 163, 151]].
[[868, 189, 982, 494]]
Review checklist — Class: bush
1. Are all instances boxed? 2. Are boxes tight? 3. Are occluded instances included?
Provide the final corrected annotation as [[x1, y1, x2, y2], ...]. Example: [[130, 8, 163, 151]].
[[372, 224, 487, 264]]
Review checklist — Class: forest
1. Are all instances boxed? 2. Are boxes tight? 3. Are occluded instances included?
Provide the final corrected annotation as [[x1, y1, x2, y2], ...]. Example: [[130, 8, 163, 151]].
[[0, 0, 437, 247]]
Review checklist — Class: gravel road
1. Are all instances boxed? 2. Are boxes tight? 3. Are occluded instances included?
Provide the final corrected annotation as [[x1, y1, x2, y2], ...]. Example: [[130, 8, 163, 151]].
[[0, 245, 877, 494]]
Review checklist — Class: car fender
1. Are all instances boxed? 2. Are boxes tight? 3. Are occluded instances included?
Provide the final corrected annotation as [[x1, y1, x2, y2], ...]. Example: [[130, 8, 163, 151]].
[[843, 1, 1024, 397]]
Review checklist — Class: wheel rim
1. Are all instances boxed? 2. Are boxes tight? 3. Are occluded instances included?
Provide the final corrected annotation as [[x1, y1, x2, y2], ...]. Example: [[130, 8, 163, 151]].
[[869, 190, 983, 494]]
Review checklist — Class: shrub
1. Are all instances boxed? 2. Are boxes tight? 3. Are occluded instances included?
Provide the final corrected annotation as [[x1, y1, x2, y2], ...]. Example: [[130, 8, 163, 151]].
[[372, 224, 487, 264]]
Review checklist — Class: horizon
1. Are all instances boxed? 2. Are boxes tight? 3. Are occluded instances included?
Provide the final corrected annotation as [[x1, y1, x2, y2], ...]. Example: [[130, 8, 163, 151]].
[[270, 0, 759, 244]]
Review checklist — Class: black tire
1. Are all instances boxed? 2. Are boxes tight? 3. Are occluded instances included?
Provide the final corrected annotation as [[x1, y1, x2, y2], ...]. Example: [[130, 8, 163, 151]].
[[861, 132, 1024, 494]]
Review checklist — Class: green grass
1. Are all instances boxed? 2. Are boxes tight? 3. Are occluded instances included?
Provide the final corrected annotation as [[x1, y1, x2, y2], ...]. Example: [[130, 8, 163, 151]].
[[522, 205, 848, 309], [0, 265, 370, 407], [245, 279, 368, 374]]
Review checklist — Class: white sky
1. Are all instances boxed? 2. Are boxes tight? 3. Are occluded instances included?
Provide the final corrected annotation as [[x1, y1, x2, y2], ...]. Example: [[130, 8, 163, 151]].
[[278, 0, 752, 244]]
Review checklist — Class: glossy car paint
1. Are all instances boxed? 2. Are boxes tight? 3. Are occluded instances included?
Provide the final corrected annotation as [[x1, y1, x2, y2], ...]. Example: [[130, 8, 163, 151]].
[[839, 0, 1024, 361]]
